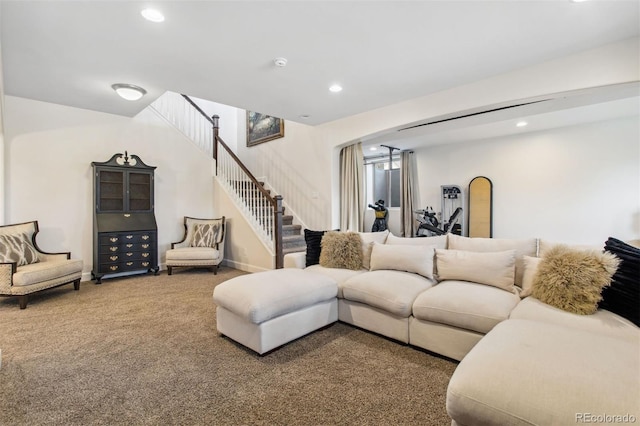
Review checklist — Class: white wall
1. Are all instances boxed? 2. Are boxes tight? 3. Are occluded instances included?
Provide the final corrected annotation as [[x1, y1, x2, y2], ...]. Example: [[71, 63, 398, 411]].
[[189, 96, 239, 153], [413, 116, 640, 245], [4, 96, 217, 280]]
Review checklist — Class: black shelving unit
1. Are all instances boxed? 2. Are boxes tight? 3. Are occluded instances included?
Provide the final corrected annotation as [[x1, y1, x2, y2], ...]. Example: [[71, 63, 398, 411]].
[[91, 152, 159, 283]]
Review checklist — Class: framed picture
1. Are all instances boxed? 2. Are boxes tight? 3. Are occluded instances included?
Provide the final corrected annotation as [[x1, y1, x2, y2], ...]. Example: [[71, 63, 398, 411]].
[[246, 111, 285, 146]]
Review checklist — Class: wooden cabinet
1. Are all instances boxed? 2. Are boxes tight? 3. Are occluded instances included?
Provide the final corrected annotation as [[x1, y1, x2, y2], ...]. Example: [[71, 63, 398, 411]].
[[91, 152, 159, 283]]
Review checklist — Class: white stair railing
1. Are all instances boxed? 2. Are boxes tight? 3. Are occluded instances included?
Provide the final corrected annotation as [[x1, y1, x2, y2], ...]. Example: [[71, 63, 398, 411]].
[[149, 91, 214, 157]]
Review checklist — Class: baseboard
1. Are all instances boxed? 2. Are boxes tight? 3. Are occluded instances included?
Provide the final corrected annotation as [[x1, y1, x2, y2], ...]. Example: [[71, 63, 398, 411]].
[[222, 259, 271, 273]]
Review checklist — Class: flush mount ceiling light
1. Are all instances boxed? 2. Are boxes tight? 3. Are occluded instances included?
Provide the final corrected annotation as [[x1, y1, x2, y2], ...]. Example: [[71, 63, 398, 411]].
[[516, 121, 528, 127], [141, 8, 165, 22], [112, 83, 147, 101], [274, 57, 288, 67], [329, 84, 343, 93]]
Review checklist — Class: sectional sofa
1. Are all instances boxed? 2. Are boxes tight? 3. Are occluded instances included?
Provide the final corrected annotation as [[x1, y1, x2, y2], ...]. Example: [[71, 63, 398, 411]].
[[215, 230, 639, 425]]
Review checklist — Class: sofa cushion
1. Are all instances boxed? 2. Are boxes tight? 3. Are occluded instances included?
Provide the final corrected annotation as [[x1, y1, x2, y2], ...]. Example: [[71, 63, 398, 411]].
[[447, 234, 537, 287], [359, 230, 389, 269], [342, 270, 434, 318], [319, 231, 363, 270], [13, 259, 83, 287], [166, 247, 220, 261], [305, 264, 366, 298], [213, 269, 337, 324], [531, 245, 619, 315], [435, 249, 516, 293], [370, 242, 435, 279], [0, 233, 40, 266], [386, 233, 447, 249], [510, 297, 639, 341], [447, 319, 640, 426], [600, 237, 640, 326], [412, 281, 520, 334]]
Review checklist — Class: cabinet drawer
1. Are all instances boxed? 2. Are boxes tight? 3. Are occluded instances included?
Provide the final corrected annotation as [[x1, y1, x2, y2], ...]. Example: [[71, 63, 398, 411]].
[[99, 232, 155, 245], [99, 259, 155, 273], [99, 251, 153, 264]]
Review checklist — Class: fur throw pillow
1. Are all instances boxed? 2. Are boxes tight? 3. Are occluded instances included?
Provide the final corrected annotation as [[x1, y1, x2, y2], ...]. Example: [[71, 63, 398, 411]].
[[319, 231, 363, 271], [531, 245, 620, 315]]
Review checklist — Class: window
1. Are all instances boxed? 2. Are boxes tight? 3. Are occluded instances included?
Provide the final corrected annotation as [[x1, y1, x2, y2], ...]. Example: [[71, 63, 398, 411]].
[[365, 154, 400, 208]]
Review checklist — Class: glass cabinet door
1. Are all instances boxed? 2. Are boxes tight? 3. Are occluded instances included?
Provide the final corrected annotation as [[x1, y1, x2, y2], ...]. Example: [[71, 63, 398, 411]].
[[128, 172, 152, 211], [98, 170, 124, 211]]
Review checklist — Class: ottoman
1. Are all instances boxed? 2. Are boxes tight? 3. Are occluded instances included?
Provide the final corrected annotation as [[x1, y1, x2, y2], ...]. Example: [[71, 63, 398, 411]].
[[213, 269, 338, 354]]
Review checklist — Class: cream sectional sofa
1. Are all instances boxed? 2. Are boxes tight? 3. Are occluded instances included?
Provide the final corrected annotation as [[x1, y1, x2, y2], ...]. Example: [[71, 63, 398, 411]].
[[282, 231, 639, 425]]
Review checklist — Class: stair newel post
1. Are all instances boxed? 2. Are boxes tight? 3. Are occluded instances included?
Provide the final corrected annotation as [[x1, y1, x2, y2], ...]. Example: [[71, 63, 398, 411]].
[[274, 195, 284, 269], [211, 114, 220, 162]]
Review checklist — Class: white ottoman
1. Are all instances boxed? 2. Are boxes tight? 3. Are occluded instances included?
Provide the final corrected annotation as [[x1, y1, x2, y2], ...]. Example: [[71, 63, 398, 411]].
[[213, 269, 338, 354]]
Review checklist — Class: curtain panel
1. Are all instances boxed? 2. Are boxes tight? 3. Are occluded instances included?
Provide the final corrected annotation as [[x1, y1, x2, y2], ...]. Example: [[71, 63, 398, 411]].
[[340, 143, 365, 232], [400, 150, 417, 237]]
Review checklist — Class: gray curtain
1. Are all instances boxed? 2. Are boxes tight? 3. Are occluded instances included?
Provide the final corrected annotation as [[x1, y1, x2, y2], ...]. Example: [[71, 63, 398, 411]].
[[340, 143, 365, 232], [400, 150, 417, 237]]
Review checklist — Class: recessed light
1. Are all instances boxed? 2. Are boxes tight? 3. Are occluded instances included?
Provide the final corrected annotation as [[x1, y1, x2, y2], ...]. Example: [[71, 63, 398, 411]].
[[112, 83, 147, 101], [516, 121, 528, 127], [299, 114, 310, 119], [571, 0, 588, 3], [369, 147, 378, 151], [141, 8, 165, 22], [329, 84, 343, 93]]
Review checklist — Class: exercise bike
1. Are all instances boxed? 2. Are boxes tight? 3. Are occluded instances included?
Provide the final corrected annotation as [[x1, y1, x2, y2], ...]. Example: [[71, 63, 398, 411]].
[[415, 206, 463, 237]]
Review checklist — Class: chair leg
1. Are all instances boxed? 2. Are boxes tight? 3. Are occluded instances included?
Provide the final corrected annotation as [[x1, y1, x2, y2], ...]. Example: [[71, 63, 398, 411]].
[[167, 266, 173, 276], [213, 265, 218, 275], [73, 278, 80, 291], [18, 295, 28, 309]]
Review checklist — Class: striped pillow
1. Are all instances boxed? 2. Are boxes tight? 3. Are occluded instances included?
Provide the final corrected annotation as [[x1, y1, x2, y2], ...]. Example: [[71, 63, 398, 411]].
[[190, 224, 220, 248], [0, 233, 40, 266]]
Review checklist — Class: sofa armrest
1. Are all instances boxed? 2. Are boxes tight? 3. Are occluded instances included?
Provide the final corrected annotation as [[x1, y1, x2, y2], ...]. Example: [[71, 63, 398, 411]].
[[284, 252, 307, 269], [0, 262, 16, 293]]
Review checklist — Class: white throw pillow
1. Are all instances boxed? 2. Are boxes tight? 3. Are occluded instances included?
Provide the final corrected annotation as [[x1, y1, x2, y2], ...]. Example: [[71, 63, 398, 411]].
[[359, 230, 390, 269], [520, 255, 542, 298], [369, 242, 435, 279], [386, 233, 447, 249], [436, 249, 516, 293]]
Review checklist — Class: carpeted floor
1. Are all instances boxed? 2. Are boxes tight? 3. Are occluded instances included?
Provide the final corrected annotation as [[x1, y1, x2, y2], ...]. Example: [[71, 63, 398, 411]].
[[0, 267, 457, 425]]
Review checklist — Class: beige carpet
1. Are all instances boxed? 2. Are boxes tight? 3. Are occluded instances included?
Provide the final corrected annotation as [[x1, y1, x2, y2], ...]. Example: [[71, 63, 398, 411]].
[[0, 267, 457, 425]]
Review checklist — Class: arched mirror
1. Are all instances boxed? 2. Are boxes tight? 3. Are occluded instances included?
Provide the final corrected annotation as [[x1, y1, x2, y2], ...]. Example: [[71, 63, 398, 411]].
[[468, 176, 493, 238]]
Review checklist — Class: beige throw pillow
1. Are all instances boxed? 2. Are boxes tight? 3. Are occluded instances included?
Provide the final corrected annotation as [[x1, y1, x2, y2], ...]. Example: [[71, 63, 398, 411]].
[[319, 231, 363, 271], [520, 255, 542, 298], [436, 249, 516, 293], [531, 245, 620, 315], [369, 242, 435, 279], [359, 230, 389, 269]]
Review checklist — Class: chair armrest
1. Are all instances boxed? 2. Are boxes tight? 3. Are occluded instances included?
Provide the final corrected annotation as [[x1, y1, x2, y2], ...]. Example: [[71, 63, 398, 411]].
[[37, 251, 72, 262], [284, 252, 307, 269], [0, 262, 16, 293], [171, 241, 190, 250]]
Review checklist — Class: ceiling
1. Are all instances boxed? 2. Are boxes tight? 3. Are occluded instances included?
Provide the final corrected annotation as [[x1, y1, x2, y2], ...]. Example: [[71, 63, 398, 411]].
[[2, 0, 639, 130]]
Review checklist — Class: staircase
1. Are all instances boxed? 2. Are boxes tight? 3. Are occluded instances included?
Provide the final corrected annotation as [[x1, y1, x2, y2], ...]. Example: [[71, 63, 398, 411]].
[[149, 91, 306, 268]]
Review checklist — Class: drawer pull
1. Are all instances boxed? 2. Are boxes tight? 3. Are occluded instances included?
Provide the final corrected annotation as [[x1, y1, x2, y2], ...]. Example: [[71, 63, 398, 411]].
[[110, 255, 118, 261], [109, 247, 118, 252], [142, 262, 149, 267], [142, 235, 150, 240], [141, 244, 149, 249], [126, 235, 134, 239], [110, 237, 118, 242], [109, 266, 118, 271], [126, 252, 133, 257], [126, 262, 133, 266], [142, 253, 149, 258], [126, 244, 133, 248]]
